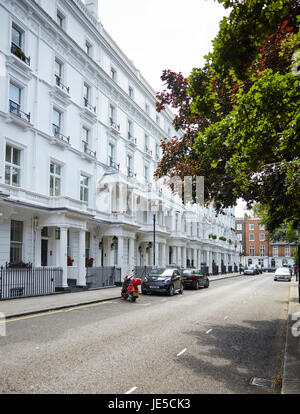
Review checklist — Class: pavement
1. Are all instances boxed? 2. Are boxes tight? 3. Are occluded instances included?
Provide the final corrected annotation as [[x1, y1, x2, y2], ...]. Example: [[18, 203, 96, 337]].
[[281, 277, 300, 394], [1, 270, 299, 394]]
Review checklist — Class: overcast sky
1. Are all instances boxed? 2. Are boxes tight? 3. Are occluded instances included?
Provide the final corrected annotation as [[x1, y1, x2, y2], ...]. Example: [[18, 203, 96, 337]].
[[99, 0, 247, 216]]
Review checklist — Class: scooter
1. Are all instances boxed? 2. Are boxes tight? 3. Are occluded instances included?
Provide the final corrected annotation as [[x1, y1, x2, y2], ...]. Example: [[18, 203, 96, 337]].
[[121, 272, 142, 302]]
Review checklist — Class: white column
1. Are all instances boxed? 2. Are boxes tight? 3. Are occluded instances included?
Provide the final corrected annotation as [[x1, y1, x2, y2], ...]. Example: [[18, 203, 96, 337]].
[[78, 229, 86, 286], [161, 243, 166, 267], [34, 227, 41, 267], [117, 236, 124, 268], [182, 247, 187, 268], [129, 237, 135, 269], [59, 227, 68, 288]]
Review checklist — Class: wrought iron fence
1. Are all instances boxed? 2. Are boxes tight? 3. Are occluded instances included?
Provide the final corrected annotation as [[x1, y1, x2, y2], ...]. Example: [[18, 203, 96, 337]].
[[86, 266, 121, 289], [0, 266, 63, 300], [134, 266, 154, 280]]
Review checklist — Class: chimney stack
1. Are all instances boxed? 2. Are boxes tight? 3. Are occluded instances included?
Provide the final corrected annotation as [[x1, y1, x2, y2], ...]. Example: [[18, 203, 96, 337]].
[[84, 0, 99, 18]]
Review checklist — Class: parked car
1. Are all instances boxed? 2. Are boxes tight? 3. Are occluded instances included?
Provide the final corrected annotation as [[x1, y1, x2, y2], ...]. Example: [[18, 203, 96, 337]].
[[267, 266, 276, 272], [254, 265, 262, 274], [243, 266, 257, 275], [274, 267, 291, 282], [141, 268, 183, 296], [181, 269, 209, 290]]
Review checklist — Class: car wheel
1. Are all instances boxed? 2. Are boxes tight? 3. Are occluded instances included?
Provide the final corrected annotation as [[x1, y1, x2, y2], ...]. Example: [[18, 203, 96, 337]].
[[204, 279, 209, 288], [141, 290, 147, 295], [179, 283, 183, 294], [194, 281, 199, 290], [168, 284, 174, 296]]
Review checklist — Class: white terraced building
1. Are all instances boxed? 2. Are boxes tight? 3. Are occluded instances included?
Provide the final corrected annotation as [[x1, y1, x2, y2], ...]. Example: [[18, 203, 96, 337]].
[[0, 0, 239, 290]]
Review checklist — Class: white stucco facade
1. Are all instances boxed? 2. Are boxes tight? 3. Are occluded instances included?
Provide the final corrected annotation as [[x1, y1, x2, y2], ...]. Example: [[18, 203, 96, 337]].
[[0, 0, 239, 287]]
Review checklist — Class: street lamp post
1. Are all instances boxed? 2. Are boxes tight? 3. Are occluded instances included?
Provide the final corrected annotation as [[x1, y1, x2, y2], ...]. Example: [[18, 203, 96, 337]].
[[153, 213, 156, 267]]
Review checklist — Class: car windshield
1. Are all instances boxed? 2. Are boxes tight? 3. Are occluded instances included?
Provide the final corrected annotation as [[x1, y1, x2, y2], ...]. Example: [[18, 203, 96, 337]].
[[183, 270, 195, 275], [161, 269, 175, 277], [275, 268, 290, 275], [149, 268, 165, 276]]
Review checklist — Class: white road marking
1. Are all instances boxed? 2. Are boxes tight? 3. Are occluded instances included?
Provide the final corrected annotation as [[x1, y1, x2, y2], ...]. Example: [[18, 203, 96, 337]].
[[206, 329, 213, 334], [177, 348, 187, 357], [125, 386, 137, 394], [224, 316, 229, 320]]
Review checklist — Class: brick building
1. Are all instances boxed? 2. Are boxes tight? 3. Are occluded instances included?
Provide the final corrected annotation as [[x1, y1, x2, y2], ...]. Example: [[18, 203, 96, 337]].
[[237, 215, 296, 269]]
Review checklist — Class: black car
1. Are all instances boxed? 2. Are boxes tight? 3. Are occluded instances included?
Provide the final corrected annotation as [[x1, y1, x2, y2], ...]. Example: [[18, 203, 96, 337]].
[[181, 269, 209, 290], [141, 268, 183, 296]]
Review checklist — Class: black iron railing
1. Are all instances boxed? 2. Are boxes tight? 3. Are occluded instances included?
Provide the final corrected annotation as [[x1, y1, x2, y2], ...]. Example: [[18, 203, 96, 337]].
[[82, 140, 96, 158], [128, 133, 137, 144], [0, 266, 63, 300], [83, 97, 96, 113], [9, 100, 30, 122], [86, 266, 121, 288], [110, 118, 120, 132], [109, 157, 119, 170], [52, 124, 70, 144], [11, 42, 30, 66], [55, 75, 70, 93]]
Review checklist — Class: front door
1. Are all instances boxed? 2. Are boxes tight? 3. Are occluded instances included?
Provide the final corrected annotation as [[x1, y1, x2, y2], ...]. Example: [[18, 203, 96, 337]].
[[41, 239, 48, 266]]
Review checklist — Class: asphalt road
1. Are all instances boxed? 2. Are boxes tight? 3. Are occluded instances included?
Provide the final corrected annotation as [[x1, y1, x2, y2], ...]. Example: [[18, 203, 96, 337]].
[[0, 273, 290, 394]]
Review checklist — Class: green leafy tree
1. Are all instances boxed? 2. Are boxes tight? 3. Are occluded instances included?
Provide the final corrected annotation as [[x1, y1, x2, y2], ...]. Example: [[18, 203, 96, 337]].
[[155, 0, 300, 233]]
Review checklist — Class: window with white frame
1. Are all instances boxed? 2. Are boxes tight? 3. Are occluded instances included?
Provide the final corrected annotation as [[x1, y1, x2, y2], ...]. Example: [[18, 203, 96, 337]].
[[237, 223, 242, 231], [127, 154, 133, 176], [83, 83, 90, 105], [108, 143, 115, 166], [110, 67, 116, 81], [260, 245, 265, 256], [85, 41, 92, 56], [56, 10, 65, 28], [82, 126, 90, 143], [50, 162, 61, 196], [285, 246, 290, 257], [145, 103, 149, 114], [52, 108, 62, 136], [109, 104, 116, 123], [259, 233, 265, 241], [249, 233, 254, 241], [10, 220, 23, 263], [273, 246, 278, 257], [80, 174, 89, 202], [237, 234, 242, 241], [249, 245, 255, 256], [5, 144, 21, 187], [259, 224, 265, 230], [128, 86, 134, 99], [128, 120, 133, 139], [9, 82, 21, 115], [144, 134, 149, 151], [249, 223, 254, 230], [12, 25, 23, 49], [155, 143, 160, 160], [144, 165, 149, 183]]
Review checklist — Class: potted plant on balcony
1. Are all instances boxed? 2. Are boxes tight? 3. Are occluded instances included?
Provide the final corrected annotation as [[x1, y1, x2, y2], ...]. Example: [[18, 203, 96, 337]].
[[85, 257, 94, 267], [67, 256, 74, 266]]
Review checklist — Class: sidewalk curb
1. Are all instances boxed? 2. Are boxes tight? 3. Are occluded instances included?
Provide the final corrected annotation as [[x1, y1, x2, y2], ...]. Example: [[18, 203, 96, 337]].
[[281, 279, 300, 394], [4, 295, 121, 320], [2, 273, 243, 320]]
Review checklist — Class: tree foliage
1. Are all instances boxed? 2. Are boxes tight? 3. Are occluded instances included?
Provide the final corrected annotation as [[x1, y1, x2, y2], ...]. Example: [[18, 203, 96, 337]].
[[155, 0, 300, 232]]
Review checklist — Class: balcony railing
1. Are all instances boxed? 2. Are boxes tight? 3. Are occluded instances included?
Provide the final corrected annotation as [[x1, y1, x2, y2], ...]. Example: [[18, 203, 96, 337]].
[[127, 168, 136, 178], [82, 140, 96, 158], [55, 75, 70, 94], [109, 157, 119, 170], [52, 124, 70, 144], [110, 118, 120, 132], [83, 97, 96, 113], [128, 133, 137, 144], [9, 100, 30, 122], [144, 146, 152, 156], [11, 42, 30, 66]]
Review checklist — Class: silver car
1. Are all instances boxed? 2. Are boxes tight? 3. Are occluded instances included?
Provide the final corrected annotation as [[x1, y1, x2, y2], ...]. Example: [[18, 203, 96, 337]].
[[274, 267, 291, 282]]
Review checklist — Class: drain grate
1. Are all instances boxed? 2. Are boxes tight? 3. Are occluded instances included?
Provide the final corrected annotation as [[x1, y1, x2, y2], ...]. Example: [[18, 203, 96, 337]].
[[250, 377, 274, 388]]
